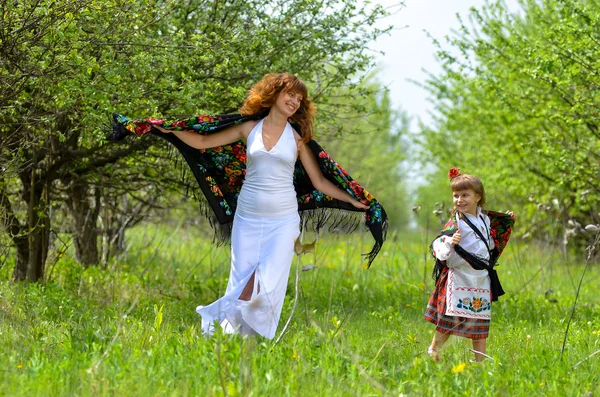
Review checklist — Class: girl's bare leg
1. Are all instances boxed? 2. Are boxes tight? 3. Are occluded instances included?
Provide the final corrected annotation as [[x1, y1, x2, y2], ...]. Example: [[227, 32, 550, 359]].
[[472, 339, 487, 362], [428, 331, 450, 361]]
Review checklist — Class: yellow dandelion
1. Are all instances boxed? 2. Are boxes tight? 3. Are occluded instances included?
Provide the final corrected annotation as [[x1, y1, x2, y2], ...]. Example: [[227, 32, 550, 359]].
[[451, 362, 467, 374]]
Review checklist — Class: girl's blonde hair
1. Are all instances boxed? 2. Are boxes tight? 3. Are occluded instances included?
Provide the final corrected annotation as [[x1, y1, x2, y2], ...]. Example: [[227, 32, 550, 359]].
[[239, 72, 317, 143], [451, 173, 487, 215]]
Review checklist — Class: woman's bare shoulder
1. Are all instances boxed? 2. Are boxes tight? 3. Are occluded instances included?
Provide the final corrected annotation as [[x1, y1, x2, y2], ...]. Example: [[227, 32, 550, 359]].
[[238, 119, 260, 138], [245, 119, 260, 127]]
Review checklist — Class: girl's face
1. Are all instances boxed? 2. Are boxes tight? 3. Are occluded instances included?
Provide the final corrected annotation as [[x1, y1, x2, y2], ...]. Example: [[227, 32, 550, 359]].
[[453, 188, 481, 216], [274, 90, 303, 117]]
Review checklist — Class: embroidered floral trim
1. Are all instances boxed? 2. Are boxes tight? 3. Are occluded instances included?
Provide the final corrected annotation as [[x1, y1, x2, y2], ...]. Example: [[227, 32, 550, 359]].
[[457, 297, 491, 313]]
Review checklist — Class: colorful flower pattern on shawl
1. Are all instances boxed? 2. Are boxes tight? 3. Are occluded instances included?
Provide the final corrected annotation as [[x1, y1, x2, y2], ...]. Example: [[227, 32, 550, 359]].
[[110, 112, 387, 265], [487, 211, 514, 257]]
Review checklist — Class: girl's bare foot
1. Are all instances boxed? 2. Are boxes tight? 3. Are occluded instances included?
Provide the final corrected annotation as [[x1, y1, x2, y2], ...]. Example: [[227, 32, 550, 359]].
[[428, 345, 439, 362]]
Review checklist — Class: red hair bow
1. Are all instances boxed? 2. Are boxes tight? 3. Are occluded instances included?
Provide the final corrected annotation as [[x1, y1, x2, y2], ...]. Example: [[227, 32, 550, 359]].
[[448, 167, 461, 180]]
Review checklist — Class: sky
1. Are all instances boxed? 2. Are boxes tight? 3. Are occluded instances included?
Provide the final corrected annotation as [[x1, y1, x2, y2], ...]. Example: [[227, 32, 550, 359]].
[[370, 0, 520, 130], [365, 0, 521, 193]]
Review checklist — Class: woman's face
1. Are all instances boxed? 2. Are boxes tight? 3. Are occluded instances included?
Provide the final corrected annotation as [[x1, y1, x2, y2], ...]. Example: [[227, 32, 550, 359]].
[[274, 90, 303, 117]]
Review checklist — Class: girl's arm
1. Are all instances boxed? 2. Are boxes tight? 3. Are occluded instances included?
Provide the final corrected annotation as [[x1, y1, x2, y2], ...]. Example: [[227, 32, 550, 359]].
[[154, 121, 257, 149], [432, 235, 454, 261], [296, 138, 369, 210], [432, 230, 461, 262]]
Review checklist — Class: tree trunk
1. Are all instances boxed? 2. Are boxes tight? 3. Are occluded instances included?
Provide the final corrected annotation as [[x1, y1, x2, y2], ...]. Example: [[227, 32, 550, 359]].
[[64, 180, 100, 267], [25, 208, 50, 282], [10, 176, 50, 282], [6, 159, 52, 282], [11, 236, 29, 281], [0, 181, 30, 280]]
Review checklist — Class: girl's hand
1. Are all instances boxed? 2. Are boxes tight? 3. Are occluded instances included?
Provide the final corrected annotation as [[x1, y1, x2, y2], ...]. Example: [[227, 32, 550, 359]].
[[451, 229, 461, 246], [351, 200, 370, 210], [506, 211, 517, 222], [154, 126, 171, 134]]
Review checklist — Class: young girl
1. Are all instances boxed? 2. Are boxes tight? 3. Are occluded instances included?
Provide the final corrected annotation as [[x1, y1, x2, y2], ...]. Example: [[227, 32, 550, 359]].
[[424, 167, 516, 362]]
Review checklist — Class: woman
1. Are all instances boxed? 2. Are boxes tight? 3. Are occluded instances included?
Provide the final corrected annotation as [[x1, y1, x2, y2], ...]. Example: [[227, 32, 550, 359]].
[[154, 73, 367, 338], [109, 72, 386, 339]]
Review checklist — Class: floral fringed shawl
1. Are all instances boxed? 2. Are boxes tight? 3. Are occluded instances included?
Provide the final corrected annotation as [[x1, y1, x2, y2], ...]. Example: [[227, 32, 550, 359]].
[[108, 112, 388, 266], [432, 210, 515, 301]]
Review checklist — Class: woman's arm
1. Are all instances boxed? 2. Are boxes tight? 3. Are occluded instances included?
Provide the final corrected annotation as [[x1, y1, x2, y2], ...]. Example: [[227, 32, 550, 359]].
[[154, 120, 257, 149], [296, 138, 369, 210]]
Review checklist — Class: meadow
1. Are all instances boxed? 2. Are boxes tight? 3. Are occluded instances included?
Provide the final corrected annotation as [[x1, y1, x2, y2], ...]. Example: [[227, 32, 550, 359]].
[[1, 222, 599, 396]]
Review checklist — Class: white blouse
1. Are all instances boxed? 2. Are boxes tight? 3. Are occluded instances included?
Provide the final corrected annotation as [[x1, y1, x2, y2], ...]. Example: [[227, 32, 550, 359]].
[[432, 207, 492, 267]]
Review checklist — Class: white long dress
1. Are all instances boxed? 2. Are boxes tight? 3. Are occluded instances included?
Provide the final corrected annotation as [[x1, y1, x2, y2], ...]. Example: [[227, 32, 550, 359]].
[[196, 119, 300, 339]]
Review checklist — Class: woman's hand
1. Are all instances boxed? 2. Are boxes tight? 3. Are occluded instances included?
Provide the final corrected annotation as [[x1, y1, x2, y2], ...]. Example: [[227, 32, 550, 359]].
[[451, 229, 462, 246], [506, 211, 517, 222], [351, 200, 370, 210]]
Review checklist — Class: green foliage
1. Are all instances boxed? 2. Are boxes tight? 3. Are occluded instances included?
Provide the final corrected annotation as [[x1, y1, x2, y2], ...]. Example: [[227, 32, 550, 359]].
[[412, 171, 454, 230], [1, 0, 391, 141], [417, 0, 600, 241], [317, 74, 409, 228], [1, 225, 599, 395], [0, 0, 392, 279]]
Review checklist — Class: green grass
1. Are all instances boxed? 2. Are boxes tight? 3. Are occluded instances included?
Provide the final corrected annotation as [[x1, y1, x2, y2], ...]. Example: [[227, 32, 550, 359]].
[[1, 224, 599, 396]]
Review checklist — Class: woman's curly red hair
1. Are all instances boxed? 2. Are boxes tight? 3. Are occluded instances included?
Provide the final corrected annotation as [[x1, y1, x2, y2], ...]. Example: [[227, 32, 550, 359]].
[[239, 73, 317, 143]]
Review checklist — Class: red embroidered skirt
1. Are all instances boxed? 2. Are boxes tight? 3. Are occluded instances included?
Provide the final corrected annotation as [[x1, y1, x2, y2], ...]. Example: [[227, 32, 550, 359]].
[[424, 267, 490, 339]]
